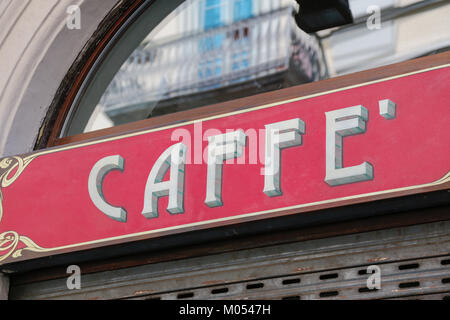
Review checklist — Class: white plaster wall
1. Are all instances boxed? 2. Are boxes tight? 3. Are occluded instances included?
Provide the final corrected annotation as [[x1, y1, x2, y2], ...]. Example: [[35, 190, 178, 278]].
[[0, 0, 119, 157]]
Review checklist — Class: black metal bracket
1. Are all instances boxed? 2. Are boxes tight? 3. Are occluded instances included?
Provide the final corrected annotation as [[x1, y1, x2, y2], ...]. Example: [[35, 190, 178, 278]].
[[294, 0, 354, 33]]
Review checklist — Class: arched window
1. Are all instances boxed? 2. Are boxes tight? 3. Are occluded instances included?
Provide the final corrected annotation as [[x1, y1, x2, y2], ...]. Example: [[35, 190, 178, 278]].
[[43, 0, 450, 149], [47, 0, 327, 145]]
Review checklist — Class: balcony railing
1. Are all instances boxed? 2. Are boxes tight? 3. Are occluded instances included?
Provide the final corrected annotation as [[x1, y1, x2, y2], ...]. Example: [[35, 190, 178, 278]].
[[99, 6, 326, 114]]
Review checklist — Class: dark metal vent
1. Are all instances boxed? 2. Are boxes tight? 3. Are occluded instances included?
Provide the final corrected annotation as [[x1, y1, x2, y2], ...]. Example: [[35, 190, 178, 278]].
[[9, 221, 450, 300], [129, 256, 450, 300]]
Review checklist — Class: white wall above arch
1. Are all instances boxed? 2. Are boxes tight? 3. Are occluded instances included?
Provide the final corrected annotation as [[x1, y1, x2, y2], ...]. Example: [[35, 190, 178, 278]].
[[0, 0, 119, 157]]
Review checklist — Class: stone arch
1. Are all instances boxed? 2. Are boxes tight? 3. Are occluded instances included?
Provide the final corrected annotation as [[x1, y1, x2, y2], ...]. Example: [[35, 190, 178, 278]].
[[0, 0, 119, 156]]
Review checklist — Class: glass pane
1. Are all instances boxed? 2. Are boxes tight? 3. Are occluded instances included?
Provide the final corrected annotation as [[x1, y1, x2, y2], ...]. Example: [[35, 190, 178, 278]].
[[65, 0, 450, 136]]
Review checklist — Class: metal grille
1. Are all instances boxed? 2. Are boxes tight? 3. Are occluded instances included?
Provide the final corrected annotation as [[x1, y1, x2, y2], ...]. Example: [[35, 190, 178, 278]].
[[9, 220, 450, 300], [129, 256, 450, 300]]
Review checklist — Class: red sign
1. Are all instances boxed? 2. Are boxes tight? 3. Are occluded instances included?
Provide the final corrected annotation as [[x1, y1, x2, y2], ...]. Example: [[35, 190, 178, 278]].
[[0, 65, 449, 264]]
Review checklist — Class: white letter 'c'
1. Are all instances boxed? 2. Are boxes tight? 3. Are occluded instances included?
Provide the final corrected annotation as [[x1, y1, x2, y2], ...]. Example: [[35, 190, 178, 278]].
[[88, 155, 126, 222]]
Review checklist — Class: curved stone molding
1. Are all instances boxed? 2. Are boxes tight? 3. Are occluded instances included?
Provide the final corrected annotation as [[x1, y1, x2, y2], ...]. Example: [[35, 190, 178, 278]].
[[0, 0, 119, 157]]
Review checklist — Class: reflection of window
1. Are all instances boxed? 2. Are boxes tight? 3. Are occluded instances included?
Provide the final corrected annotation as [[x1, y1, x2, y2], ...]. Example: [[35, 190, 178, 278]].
[[231, 0, 252, 78], [231, 26, 250, 76], [200, 0, 226, 81], [200, 0, 253, 80], [204, 0, 224, 30], [233, 0, 252, 21]]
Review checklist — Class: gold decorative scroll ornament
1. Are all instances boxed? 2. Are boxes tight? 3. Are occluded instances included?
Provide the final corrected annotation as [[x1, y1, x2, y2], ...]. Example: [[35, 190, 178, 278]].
[[0, 155, 49, 263], [0, 231, 48, 263], [0, 155, 37, 223]]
